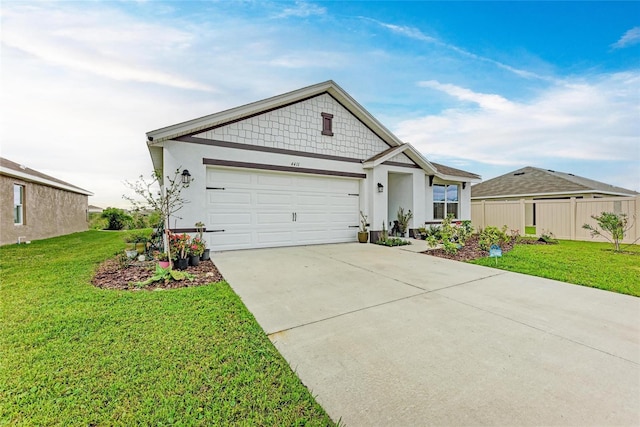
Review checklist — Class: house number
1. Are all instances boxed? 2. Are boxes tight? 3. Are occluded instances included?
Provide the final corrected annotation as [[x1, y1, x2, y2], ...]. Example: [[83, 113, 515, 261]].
[[290, 162, 300, 167]]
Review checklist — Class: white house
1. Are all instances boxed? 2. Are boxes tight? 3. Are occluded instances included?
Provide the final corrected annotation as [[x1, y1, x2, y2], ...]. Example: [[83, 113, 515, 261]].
[[146, 81, 480, 251]]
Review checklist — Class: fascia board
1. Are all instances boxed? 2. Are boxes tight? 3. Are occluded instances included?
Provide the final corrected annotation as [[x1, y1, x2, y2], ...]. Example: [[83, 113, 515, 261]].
[[1, 167, 93, 196]]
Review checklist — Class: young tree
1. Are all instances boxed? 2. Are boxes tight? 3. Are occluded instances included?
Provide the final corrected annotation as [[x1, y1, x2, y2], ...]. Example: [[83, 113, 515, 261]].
[[123, 169, 191, 262], [582, 212, 635, 252]]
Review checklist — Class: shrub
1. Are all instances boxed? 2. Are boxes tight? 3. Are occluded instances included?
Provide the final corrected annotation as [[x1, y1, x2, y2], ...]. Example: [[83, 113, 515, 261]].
[[425, 214, 470, 254], [583, 212, 636, 252], [101, 207, 132, 230], [478, 225, 509, 251]]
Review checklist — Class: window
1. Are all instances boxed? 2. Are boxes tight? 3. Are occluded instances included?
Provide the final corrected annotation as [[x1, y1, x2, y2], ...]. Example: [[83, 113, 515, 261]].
[[433, 184, 458, 219], [321, 112, 333, 136], [14, 184, 24, 225]]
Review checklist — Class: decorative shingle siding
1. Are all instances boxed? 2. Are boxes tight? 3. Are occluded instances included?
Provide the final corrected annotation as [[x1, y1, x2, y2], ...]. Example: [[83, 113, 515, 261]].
[[388, 152, 415, 165], [195, 94, 392, 160]]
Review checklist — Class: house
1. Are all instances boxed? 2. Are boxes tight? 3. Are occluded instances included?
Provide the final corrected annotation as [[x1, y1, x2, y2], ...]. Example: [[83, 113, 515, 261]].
[[88, 205, 104, 214], [471, 166, 639, 235], [0, 157, 93, 246], [146, 80, 480, 251], [471, 166, 638, 201]]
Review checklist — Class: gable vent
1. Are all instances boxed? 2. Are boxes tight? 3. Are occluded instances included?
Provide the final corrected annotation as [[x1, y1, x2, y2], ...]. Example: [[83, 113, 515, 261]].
[[513, 172, 525, 176]]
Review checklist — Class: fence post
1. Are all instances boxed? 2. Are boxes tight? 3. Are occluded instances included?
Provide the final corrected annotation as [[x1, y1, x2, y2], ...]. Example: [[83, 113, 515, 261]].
[[570, 197, 576, 240], [635, 196, 640, 243], [519, 199, 526, 235]]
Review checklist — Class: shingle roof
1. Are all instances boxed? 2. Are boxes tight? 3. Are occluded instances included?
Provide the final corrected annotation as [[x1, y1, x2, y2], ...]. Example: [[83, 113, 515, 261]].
[[471, 166, 638, 199], [431, 162, 481, 180], [0, 157, 92, 195]]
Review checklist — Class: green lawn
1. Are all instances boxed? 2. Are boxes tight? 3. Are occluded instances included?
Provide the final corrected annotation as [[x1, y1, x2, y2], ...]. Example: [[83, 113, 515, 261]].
[[0, 231, 334, 426], [470, 240, 640, 297]]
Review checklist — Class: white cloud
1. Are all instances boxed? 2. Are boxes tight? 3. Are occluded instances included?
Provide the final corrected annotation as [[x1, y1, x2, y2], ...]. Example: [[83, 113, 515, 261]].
[[276, 1, 326, 18], [369, 19, 557, 83], [395, 73, 640, 166], [612, 27, 640, 49], [1, 4, 214, 91]]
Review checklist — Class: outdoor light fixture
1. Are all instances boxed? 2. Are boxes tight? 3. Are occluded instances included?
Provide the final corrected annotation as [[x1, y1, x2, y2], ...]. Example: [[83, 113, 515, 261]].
[[181, 169, 192, 184], [377, 182, 384, 193]]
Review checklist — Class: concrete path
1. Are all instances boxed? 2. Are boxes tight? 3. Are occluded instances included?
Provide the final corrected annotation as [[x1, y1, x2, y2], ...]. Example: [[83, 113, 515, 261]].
[[214, 243, 640, 426]]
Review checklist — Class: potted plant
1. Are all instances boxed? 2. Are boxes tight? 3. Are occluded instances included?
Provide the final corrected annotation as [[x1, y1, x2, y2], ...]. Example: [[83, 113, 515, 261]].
[[358, 211, 369, 243], [195, 221, 210, 260], [155, 251, 170, 269], [123, 234, 139, 259], [169, 233, 190, 270], [397, 207, 413, 238], [189, 237, 205, 266]]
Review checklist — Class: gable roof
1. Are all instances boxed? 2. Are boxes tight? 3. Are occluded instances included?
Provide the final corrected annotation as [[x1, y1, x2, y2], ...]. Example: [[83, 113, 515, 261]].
[[0, 157, 93, 196], [362, 144, 481, 182], [471, 166, 638, 199], [147, 80, 480, 182], [147, 80, 403, 148]]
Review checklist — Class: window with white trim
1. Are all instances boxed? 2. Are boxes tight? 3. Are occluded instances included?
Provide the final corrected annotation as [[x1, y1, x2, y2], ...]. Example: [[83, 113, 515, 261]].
[[433, 184, 458, 219], [14, 184, 24, 225]]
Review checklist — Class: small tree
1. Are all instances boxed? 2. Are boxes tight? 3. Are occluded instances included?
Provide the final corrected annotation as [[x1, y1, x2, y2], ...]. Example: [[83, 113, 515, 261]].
[[101, 207, 132, 230], [582, 212, 635, 252], [123, 169, 191, 263]]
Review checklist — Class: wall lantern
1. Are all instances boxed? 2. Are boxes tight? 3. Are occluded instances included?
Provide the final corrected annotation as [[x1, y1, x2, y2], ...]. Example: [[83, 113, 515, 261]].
[[377, 182, 384, 193], [181, 169, 192, 184]]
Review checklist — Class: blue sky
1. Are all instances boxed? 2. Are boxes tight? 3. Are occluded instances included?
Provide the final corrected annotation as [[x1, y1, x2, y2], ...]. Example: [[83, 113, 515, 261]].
[[2, 1, 639, 207]]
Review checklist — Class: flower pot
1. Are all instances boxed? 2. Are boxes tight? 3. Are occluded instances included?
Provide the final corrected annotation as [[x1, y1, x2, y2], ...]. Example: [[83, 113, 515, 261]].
[[357, 231, 368, 243], [175, 257, 189, 270], [137, 254, 146, 262], [158, 260, 170, 269], [125, 249, 138, 259], [200, 249, 210, 261], [189, 254, 200, 267]]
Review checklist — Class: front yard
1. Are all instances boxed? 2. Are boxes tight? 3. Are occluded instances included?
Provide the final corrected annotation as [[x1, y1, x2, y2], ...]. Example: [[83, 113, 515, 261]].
[[470, 240, 640, 297], [0, 231, 333, 426]]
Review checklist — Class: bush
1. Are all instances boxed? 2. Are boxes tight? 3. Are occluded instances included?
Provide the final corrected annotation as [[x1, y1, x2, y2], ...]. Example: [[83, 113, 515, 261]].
[[478, 225, 509, 251], [583, 212, 634, 252], [101, 207, 132, 230], [425, 215, 471, 255]]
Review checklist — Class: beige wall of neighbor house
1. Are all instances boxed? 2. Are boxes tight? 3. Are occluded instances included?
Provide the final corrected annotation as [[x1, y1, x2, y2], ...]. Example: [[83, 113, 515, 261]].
[[471, 196, 640, 244], [1, 175, 89, 246]]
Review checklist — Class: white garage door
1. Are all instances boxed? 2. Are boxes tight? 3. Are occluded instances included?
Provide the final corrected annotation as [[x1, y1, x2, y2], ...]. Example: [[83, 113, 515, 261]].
[[206, 167, 361, 251]]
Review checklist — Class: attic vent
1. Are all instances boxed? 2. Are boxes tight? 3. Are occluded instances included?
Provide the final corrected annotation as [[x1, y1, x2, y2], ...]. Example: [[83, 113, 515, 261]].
[[547, 169, 555, 172], [513, 172, 525, 176], [568, 173, 575, 176], [19, 165, 26, 170]]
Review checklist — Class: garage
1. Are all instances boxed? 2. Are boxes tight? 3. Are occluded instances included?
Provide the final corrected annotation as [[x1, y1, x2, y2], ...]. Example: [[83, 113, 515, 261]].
[[206, 167, 361, 251]]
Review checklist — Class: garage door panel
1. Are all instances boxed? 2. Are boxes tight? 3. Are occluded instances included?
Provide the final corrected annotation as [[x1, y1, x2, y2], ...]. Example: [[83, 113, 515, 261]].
[[257, 212, 293, 225], [210, 212, 252, 227], [256, 192, 294, 206], [208, 168, 253, 186], [208, 191, 252, 206], [257, 230, 295, 244], [207, 167, 360, 250], [258, 174, 296, 188]]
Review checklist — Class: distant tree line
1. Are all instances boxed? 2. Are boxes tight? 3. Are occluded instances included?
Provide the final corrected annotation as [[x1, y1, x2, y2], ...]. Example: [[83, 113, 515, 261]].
[[89, 207, 162, 231]]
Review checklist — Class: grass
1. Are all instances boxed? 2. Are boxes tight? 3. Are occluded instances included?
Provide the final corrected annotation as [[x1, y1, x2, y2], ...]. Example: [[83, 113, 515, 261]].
[[0, 230, 334, 426], [470, 240, 640, 296]]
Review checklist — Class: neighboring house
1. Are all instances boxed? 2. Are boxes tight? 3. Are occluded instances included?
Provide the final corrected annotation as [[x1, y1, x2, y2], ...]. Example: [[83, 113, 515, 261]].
[[146, 80, 480, 251], [88, 205, 104, 214], [0, 157, 93, 246], [471, 166, 638, 234], [471, 166, 638, 201]]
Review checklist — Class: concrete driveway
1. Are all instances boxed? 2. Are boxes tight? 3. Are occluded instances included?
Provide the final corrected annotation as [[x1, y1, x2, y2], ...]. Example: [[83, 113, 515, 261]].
[[214, 242, 640, 426]]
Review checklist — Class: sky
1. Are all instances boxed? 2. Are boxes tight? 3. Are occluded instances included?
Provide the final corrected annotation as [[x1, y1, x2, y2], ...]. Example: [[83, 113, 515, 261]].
[[1, 1, 639, 208]]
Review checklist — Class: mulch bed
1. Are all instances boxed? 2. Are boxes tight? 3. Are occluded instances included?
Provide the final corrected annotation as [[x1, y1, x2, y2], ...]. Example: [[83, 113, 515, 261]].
[[423, 235, 548, 262], [92, 257, 224, 291]]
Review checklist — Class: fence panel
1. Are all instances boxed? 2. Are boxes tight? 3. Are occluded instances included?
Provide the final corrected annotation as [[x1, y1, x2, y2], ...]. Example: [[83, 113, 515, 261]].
[[535, 200, 572, 239], [471, 196, 639, 244]]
